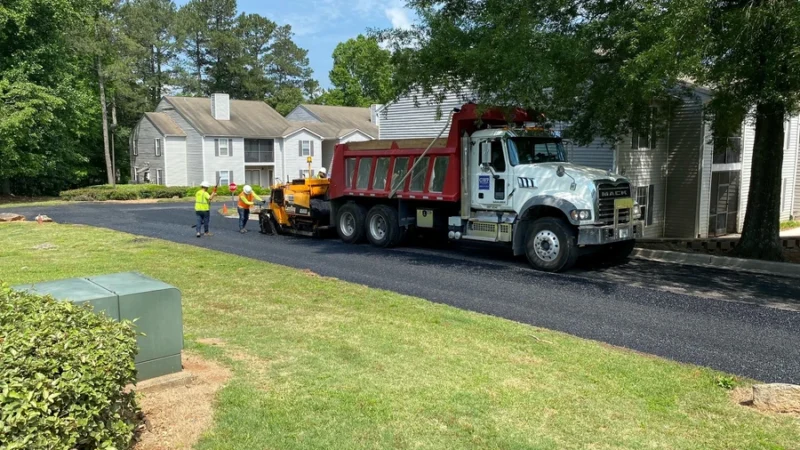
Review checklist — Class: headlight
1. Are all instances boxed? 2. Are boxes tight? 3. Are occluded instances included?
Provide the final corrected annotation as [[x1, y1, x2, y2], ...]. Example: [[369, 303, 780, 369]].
[[570, 209, 592, 221], [633, 204, 642, 219]]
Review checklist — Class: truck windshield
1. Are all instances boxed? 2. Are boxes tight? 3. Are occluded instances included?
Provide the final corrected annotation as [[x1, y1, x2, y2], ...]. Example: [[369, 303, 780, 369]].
[[507, 138, 566, 165]]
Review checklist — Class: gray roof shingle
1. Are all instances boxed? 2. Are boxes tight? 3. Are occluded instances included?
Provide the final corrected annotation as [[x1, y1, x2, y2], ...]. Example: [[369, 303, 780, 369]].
[[144, 112, 186, 136], [164, 96, 289, 138]]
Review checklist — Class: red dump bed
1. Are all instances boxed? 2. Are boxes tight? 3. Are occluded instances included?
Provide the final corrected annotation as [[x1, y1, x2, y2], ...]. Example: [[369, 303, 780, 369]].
[[328, 103, 539, 202]]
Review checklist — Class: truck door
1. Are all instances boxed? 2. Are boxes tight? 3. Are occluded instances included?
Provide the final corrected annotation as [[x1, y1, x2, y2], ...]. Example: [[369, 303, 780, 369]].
[[471, 138, 511, 210]]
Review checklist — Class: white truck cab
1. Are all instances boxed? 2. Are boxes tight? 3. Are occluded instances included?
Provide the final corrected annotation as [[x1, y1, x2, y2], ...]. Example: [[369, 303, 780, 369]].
[[449, 127, 643, 272]]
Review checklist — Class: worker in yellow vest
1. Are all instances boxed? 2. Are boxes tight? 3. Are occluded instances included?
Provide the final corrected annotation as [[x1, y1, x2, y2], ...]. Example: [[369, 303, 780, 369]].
[[237, 185, 264, 233], [195, 181, 217, 238]]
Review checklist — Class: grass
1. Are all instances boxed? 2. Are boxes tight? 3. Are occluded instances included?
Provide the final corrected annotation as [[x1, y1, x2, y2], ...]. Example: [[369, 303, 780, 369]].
[[1, 222, 798, 449], [781, 220, 800, 231], [0, 197, 66, 209]]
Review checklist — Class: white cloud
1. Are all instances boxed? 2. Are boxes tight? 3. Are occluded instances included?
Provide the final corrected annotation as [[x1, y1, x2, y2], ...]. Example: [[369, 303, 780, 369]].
[[385, 5, 412, 30]]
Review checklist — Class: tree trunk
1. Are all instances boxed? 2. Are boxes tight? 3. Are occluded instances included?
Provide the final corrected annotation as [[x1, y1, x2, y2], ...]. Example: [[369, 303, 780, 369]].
[[111, 99, 118, 183], [734, 102, 784, 260], [97, 56, 114, 186]]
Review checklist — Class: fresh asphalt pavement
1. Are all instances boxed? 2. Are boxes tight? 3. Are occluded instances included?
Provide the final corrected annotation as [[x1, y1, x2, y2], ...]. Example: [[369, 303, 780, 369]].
[[9, 202, 800, 384]]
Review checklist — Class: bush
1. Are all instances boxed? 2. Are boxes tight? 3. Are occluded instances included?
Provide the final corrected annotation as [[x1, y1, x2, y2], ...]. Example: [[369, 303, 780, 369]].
[[61, 184, 269, 201], [0, 284, 139, 449]]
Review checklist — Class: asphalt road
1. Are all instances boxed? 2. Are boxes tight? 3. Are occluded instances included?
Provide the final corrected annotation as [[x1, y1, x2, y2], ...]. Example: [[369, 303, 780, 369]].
[[10, 202, 800, 383]]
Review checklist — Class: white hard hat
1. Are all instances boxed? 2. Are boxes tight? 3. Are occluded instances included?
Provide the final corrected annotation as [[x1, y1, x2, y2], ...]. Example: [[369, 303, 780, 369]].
[[243, 185, 252, 194], [200, 181, 210, 188], [318, 167, 327, 174]]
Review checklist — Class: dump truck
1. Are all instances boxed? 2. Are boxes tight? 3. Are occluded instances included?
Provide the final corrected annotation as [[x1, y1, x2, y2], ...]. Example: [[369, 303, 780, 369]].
[[260, 103, 643, 272]]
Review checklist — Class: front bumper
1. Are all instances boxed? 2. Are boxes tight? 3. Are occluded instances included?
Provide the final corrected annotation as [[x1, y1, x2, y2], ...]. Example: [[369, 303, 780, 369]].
[[577, 220, 644, 246]]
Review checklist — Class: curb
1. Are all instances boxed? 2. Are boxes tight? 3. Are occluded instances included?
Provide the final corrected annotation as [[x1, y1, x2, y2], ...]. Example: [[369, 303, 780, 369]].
[[632, 248, 800, 280]]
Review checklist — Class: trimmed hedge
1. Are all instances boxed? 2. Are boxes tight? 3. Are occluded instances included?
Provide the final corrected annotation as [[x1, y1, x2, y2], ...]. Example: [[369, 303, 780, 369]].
[[60, 184, 270, 201], [0, 284, 139, 449]]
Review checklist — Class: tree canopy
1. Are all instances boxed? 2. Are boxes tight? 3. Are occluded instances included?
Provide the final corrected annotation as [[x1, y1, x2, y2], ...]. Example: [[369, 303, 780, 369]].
[[318, 35, 395, 107]]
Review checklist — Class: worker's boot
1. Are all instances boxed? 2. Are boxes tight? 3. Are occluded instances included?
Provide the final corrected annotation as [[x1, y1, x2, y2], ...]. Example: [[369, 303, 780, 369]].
[[196, 232, 201, 238]]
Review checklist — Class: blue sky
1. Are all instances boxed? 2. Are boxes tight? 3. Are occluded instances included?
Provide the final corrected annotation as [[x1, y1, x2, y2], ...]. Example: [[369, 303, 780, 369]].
[[175, 0, 415, 89]]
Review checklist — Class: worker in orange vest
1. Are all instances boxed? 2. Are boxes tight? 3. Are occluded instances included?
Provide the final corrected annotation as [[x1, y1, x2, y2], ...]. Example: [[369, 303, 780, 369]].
[[237, 185, 264, 233]]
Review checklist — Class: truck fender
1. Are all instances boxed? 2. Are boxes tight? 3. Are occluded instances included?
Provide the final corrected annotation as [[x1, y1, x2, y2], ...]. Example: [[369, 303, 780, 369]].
[[512, 196, 579, 256]]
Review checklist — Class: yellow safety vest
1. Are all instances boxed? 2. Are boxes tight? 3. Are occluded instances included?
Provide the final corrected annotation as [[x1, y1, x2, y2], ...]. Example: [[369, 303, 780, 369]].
[[195, 190, 211, 211]]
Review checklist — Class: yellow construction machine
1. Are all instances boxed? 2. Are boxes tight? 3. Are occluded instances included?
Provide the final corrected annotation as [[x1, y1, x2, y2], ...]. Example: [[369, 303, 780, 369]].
[[258, 157, 333, 237]]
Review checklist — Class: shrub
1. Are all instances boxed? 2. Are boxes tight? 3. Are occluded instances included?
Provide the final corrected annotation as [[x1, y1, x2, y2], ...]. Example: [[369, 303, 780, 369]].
[[61, 184, 269, 201], [0, 284, 139, 449]]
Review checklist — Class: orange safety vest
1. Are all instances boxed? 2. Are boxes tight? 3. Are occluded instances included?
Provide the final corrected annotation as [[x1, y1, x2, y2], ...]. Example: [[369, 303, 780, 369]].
[[238, 192, 255, 209]]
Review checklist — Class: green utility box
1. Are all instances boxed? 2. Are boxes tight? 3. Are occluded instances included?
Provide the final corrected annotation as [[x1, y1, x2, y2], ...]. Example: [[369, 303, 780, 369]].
[[14, 272, 183, 381]]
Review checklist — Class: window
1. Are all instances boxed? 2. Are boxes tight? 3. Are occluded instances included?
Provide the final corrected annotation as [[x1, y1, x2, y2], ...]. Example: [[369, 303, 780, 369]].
[[782, 178, 789, 212], [245, 139, 274, 163], [133, 141, 138, 156], [636, 185, 655, 226], [490, 140, 506, 172], [391, 157, 410, 191], [217, 170, 232, 186], [429, 157, 449, 193], [630, 107, 657, 149], [345, 158, 357, 187], [709, 171, 740, 236], [713, 137, 742, 165], [155, 139, 162, 157], [298, 169, 311, 179], [300, 140, 311, 157], [156, 169, 163, 185], [785, 120, 793, 150], [356, 158, 373, 189], [409, 157, 430, 191], [373, 157, 390, 190], [508, 138, 566, 165], [215, 138, 231, 157]]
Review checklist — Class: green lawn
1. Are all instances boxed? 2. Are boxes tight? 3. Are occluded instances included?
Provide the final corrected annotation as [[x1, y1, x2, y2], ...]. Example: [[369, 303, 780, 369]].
[[0, 198, 66, 209], [1, 223, 797, 449]]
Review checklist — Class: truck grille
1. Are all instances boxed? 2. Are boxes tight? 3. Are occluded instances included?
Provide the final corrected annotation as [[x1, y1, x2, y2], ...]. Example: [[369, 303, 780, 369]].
[[596, 181, 632, 225]]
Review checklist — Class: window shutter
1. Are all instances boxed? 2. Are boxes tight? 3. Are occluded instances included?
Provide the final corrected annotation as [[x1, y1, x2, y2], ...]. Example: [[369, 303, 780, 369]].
[[215, 139, 220, 157], [298, 140, 302, 157], [229, 171, 233, 184], [216, 171, 220, 185], [311, 141, 315, 157], [229, 139, 233, 157]]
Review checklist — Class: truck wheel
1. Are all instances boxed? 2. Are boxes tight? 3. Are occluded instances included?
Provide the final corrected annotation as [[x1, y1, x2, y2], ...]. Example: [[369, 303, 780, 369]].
[[337, 202, 367, 244], [609, 240, 636, 263], [366, 204, 401, 248], [524, 218, 578, 272]]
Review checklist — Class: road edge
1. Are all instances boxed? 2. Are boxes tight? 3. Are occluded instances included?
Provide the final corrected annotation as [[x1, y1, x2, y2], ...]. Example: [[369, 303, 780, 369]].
[[632, 248, 800, 280]]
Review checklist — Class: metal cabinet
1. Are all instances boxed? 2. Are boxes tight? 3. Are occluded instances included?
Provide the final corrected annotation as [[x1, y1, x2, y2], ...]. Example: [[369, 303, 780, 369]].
[[14, 272, 183, 381]]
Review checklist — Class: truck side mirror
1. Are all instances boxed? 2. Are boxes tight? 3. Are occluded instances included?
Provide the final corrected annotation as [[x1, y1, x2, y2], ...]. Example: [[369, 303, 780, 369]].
[[480, 142, 491, 166]]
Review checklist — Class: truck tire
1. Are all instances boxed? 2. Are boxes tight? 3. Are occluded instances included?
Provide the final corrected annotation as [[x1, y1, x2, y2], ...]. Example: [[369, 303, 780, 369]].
[[337, 202, 367, 244], [524, 217, 579, 272], [366, 204, 402, 248]]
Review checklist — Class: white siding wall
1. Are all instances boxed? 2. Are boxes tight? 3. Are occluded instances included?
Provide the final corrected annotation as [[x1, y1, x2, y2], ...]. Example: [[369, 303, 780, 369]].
[[697, 120, 714, 237], [155, 99, 204, 185], [781, 115, 799, 221], [665, 100, 703, 238], [203, 137, 245, 186], [378, 88, 475, 139], [283, 131, 323, 180], [738, 117, 756, 232], [616, 133, 669, 238], [164, 136, 187, 186]]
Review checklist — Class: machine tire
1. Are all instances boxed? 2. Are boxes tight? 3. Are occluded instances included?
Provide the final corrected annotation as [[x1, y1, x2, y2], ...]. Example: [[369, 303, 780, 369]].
[[366, 204, 402, 248], [258, 210, 278, 235], [524, 217, 579, 272], [608, 240, 636, 263], [337, 202, 367, 244]]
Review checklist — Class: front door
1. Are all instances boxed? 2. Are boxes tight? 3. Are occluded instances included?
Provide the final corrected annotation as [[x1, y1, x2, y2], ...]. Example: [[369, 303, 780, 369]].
[[471, 138, 510, 210], [245, 169, 261, 187]]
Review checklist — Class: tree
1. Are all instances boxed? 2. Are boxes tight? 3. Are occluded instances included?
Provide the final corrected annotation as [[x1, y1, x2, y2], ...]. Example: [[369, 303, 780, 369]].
[[235, 13, 276, 99], [265, 24, 314, 114], [384, 0, 800, 261], [0, 0, 106, 195], [175, 0, 210, 94], [319, 35, 394, 107]]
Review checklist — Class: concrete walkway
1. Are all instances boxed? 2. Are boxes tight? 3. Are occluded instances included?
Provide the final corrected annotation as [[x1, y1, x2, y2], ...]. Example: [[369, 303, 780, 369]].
[[781, 226, 800, 237]]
